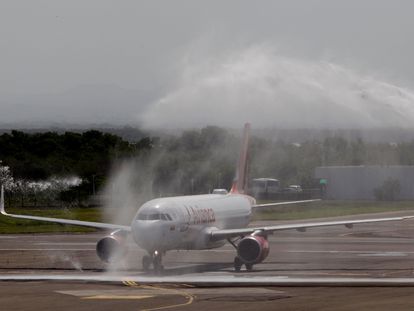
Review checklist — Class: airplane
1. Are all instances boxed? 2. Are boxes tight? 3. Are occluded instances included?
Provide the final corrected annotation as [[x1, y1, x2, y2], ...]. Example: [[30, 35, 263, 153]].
[[1, 123, 414, 273]]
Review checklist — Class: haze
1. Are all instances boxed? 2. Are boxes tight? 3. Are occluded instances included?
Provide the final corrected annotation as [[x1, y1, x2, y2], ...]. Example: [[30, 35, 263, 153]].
[[2, 0, 414, 129]]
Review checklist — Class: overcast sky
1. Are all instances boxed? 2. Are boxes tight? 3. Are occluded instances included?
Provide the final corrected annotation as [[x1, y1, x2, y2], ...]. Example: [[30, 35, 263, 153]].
[[2, 0, 414, 128]]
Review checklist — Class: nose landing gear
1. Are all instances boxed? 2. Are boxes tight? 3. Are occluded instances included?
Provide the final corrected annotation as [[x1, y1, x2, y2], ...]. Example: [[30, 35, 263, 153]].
[[142, 251, 164, 274], [142, 255, 152, 271]]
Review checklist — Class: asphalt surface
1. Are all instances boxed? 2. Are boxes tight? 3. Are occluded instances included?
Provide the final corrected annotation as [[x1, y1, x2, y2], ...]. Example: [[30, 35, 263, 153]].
[[2, 210, 414, 310]]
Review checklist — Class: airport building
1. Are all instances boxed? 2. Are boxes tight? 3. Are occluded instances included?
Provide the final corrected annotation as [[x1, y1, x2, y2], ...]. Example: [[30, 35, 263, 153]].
[[314, 165, 414, 200]]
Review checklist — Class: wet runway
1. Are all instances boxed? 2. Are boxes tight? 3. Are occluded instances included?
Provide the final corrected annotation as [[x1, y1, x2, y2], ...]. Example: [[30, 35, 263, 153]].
[[2, 211, 414, 310]]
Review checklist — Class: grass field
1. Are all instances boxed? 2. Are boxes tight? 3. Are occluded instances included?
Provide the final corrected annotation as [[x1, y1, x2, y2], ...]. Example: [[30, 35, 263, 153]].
[[1, 200, 414, 233], [253, 200, 414, 220], [0, 207, 103, 234]]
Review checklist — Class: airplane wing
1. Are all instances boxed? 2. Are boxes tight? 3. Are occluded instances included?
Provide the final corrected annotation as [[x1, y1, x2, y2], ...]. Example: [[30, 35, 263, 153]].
[[0, 186, 131, 232], [210, 215, 414, 240], [252, 199, 321, 208]]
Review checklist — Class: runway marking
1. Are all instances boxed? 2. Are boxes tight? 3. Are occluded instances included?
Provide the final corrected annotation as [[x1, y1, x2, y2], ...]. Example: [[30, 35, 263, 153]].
[[122, 280, 195, 311], [35, 242, 96, 245], [0, 248, 95, 251], [57, 290, 155, 300], [7, 274, 414, 286], [286, 250, 414, 255], [82, 295, 154, 300], [339, 229, 404, 237], [296, 272, 370, 277], [358, 252, 407, 257]]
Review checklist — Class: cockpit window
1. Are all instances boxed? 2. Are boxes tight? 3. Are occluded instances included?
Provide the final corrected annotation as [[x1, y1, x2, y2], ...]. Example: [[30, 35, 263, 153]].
[[137, 212, 172, 221], [147, 214, 161, 220], [137, 213, 158, 220]]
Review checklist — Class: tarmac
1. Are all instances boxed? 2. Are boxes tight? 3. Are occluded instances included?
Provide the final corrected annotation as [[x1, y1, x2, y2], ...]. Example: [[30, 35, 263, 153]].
[[2, 210, 414, 310]]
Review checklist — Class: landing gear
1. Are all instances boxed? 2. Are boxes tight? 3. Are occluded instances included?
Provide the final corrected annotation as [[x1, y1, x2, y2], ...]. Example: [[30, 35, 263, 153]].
[[153, 251, 164, 274], [142, 255, 151, 272], [142, 251, 164, 274], [229, 239, 255, 272], [234, 256, 242, 272], [234, 256, 254, 272]]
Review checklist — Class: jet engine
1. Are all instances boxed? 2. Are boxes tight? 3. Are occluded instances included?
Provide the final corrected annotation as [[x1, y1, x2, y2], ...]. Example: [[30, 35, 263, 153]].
[[237, 234, 269, 264], [96, 229, 128, 263]]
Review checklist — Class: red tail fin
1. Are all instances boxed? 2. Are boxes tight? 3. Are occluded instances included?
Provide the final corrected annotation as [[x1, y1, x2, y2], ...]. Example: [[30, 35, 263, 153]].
[[230, 123, 250, 194]]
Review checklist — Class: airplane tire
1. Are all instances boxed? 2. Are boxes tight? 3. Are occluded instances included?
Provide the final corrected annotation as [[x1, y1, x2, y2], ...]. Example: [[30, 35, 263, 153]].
[[154, 264, 164, 274], [245, 263, 253, 271], [142, 255, 151, 271], [153, 253, 163, 274], [234, 256, 242, 272], [153, 261, 164, 274]]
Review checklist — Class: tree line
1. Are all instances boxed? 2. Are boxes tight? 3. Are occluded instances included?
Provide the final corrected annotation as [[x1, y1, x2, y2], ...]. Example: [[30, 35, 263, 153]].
[[0, 130, 151, 206], [2, 127, 414, 206]]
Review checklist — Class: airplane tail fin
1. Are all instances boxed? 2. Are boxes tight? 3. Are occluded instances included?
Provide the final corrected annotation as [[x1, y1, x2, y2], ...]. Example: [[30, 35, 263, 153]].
[[230, 123, 250, 194]]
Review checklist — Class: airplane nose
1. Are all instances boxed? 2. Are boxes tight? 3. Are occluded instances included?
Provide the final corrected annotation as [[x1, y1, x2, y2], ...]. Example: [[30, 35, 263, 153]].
[[132, 220, 165, 251]]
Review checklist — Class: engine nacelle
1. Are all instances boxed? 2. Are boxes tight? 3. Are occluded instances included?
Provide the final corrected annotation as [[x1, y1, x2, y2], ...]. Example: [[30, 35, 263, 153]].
[[96, 229, 128, 263], [237, 234, 269, 264]]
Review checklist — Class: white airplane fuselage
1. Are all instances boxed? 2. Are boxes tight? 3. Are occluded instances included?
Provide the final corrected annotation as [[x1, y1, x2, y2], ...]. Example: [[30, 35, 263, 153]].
[[131, 193, 255, 253]]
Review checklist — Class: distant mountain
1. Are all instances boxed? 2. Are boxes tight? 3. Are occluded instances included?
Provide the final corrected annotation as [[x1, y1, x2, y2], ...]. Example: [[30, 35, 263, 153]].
[[0, 84, 156, 126]]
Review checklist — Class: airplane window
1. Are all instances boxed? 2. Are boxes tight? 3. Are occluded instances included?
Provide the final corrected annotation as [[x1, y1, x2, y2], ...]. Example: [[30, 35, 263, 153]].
[[137, 213, 147, 220], [137, 213, 161, 220], [137, 212, 173, 221], [147, 214, 160, 220], [159, 214, 173, 221]]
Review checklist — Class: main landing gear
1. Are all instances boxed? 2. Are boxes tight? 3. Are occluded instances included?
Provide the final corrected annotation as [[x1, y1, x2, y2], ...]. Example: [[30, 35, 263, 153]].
[[228, 238, 254, 272], [234, 256, 254, 272], [142, 250, 164, 274]]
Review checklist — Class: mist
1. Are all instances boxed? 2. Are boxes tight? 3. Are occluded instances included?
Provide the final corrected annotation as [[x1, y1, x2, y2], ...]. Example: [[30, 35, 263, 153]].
[[2, 1, 414, 130], [102, 157, 157, 226], [141, 44, 414, 130]]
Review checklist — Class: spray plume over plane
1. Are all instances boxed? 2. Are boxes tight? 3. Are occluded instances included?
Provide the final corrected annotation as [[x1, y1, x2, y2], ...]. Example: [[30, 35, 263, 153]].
[[2, 123, 414, 272]]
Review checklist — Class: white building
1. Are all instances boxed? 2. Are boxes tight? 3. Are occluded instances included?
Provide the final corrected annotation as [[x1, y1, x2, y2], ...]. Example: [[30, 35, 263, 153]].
[[315, 166, 414, 200]]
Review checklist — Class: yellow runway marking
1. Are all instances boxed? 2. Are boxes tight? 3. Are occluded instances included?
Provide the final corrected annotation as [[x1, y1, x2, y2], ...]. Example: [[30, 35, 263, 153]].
[[82, 295, 154, 300], [122, 280, 195, 311]]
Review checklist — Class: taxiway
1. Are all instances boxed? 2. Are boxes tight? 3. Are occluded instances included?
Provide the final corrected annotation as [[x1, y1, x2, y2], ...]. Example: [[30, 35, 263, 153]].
[[2, 211, 414, 310]]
